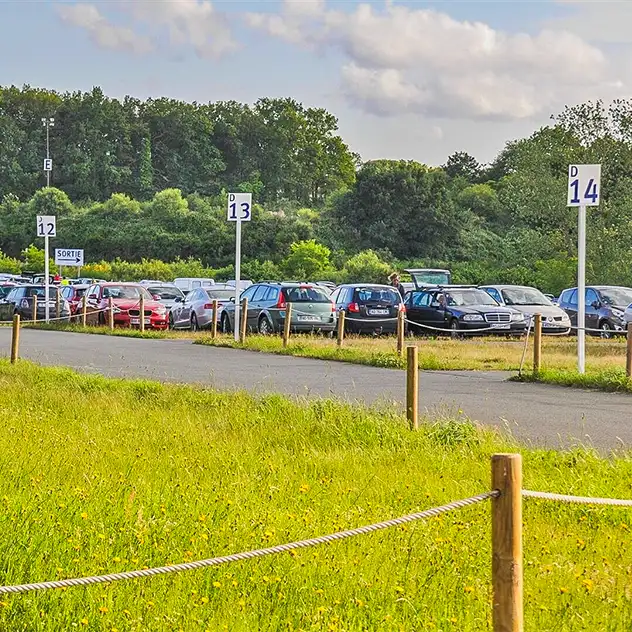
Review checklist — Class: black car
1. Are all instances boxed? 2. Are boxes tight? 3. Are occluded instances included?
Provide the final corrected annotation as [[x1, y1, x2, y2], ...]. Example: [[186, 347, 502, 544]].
[[0, 285, 71, 321], [404, 286, 527, 336], [557, 286, 632, 337], [330, 284, 404, 334]]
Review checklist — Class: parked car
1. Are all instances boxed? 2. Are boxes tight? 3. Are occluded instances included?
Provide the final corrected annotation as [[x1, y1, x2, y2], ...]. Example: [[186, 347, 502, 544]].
[[170, 287, 236, 330], [404, 286, 527, 336], [558, 286, 632, 337], [174, 278, 216, 295], [330, 284, 404, 334], [143, 284, 185, 311], [83, 283, 168, 329], [480, 285, 571, 334], [0, 285, 71, 321], [60, 284, 90, 316], [220, 282, 336, 334]]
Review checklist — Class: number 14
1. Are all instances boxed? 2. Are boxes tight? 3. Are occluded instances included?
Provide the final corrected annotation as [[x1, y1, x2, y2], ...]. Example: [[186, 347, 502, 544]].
[[570, 178, 598, 204]]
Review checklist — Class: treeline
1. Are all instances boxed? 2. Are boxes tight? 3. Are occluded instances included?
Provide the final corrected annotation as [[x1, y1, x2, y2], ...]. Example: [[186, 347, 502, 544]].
[[0, 86, 356, 204], [3, 87, 632, 293]]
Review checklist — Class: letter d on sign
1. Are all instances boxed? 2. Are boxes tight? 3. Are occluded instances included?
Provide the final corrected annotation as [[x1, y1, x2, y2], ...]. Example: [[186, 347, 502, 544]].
[[570, 165, 578, 178]]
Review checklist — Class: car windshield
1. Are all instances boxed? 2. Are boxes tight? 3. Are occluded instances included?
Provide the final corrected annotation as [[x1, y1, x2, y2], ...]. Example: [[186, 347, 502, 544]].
[[444, 289, 498, 306], [27, 287, 59, 299], [600, 288, 632, 307], [103, 285, 149, 300], [149, 287, 183, 300], [501, 287, 551, 306], [0, 286, 13, 298], [412, 271, 451, 285], [206, 289, 235, 300], [284, 287, 331, 303], [354, 288, 401, 304]]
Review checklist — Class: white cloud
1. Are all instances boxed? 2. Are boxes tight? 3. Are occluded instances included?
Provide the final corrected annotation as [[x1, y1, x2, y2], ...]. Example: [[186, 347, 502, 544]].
[[56, 0, 236, 59], [56, 3, 153, 54], [246, 0, 624, 121], [550, 0, 632, 44]]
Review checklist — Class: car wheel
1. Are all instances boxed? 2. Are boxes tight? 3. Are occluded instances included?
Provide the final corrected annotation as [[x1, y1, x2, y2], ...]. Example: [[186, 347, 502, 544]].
[[258, 316, 274, 335], [599, 321, 613, 339], [450, 319, 461, 339], [221, 313, 231, 334], [98, 311, 105, 326], [190, 313, 199, 332], [169, 314, 175, 330]]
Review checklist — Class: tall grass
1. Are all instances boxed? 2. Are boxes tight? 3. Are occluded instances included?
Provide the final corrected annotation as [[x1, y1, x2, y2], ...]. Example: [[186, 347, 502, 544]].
[[0, 361, 631, 629]]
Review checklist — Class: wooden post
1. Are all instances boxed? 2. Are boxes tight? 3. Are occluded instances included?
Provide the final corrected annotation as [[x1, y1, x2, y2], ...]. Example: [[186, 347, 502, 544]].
[[283, 303, 293, 348], [108, 297, 115, 331], [10, 314, 20, 364], [397, 309, 405, 356], [627, 323, 632, 379], [139, 295, 145, 333], [211, 300, 219, 340], [337, 310, 345, 348], [239, 298, 248, 343], [81, 294, 87, 327], [491, 453, 523, 632], [406, 345, 419, 430], [55, 289, 61, 320], [32, 295, 38, 325], [533, 314, 542, 375]]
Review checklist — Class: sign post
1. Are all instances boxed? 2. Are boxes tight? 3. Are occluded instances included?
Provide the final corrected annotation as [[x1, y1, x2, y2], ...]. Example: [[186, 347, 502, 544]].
[[227, 193, 252, 342], [567, 164, 601, 374], [36, 215, 56, 323]]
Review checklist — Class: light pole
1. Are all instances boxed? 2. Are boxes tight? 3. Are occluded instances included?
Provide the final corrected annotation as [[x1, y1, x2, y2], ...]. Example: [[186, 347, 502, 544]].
[[42, 117, 55, 187]]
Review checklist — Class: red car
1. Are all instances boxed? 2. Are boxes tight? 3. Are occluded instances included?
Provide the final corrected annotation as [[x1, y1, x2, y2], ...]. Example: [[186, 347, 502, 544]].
[[84, 283, 169, 330], [60, 284, 90, 317]]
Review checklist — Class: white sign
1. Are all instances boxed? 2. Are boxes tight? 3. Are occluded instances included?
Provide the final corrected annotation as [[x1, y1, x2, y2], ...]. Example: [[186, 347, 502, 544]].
[[227, 193, 252, 222], [43, 158, 53, 172], [55, 248, 84, 267], [36, 215, 56, 238], [567, 164, 601, 207]]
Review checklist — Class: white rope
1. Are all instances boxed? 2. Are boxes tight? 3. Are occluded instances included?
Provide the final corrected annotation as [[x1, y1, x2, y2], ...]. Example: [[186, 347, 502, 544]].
[[523, 490, 632, 506], [403, 317, 520, 334], [0, 491, 496, 595]]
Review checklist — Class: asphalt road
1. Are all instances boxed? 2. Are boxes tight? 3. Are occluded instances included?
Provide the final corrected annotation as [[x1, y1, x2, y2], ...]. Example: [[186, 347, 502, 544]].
[[1, 328, 631, 450]]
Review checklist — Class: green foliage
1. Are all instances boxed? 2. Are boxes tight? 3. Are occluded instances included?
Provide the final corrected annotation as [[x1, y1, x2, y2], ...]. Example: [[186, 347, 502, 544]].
[[0, 249, 21, 274], [341, 250, 391, 283], [282, 240, 334, 279]]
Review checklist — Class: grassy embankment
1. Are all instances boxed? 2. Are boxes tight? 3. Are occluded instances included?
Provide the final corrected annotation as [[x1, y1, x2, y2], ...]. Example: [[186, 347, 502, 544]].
[[0, 360, 631, 630]]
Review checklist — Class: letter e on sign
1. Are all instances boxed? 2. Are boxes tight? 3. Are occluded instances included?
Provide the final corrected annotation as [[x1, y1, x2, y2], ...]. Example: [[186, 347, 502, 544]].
[[568, 164, 601, 207], [227, 193, 252, 222]]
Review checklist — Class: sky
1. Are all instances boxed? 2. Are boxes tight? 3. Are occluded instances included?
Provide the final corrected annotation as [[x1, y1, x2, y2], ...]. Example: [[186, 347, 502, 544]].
[[1, 0, 631, 166]]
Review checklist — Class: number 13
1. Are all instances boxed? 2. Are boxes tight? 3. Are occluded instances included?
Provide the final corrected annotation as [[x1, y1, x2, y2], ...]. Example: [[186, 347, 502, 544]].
[[229, 202, 251, 220]]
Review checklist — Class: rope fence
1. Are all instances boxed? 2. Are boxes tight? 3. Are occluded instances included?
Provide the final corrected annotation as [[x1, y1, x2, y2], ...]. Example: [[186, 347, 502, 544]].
[[0, 454, 630, 632]]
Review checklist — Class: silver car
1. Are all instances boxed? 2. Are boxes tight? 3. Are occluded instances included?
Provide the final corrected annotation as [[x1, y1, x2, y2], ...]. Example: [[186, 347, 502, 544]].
[[481, 285, 571, 334], [169, 287, 236, 330], [144, 284, 185, 311]]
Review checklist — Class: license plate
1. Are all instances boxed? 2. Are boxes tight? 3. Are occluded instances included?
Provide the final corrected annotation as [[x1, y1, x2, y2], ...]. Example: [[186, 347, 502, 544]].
[[298, 315, 320, 322], [131, 318, 151, 325], [491, 323, 511, 329], [368, 309, 389, 316]]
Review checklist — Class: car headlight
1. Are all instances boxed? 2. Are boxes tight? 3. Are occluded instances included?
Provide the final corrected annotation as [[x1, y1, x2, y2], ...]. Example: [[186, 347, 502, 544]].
[[561, 313, 570, 322], [155, 307, 167, 316], [612, 308, 625, 320], [512, 312, 525, 321], [462, 314, 484, 321]]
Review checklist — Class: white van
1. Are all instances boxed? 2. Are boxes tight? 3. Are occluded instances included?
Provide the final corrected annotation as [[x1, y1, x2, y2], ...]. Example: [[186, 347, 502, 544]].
[[173, 278, 215, 295]]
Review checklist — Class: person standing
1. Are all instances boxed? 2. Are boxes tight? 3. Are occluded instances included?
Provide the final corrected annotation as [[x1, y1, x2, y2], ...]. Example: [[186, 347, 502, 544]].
[[389, 272, 406, 300]]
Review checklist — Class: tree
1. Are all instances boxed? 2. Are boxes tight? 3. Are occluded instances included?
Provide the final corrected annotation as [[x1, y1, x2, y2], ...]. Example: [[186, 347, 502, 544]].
[[443, 152, 482, 182], [282, 240, 333, 279], [341, 250, 391, 283]]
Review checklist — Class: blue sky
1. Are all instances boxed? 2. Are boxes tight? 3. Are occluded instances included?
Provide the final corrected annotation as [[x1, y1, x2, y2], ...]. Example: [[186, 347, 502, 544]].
[[1, 0, 629, 165]]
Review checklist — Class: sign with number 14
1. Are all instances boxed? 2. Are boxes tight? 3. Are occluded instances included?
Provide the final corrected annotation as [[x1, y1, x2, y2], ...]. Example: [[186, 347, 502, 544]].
[[567, 164, 601, 207]]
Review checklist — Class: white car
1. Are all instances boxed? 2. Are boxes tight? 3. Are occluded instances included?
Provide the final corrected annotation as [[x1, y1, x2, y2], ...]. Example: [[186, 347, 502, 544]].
[[480, 285, 571, 334]]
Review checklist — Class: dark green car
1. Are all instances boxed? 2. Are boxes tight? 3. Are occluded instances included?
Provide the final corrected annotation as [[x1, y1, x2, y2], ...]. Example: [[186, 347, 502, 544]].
[[220, 282, 336, 334]]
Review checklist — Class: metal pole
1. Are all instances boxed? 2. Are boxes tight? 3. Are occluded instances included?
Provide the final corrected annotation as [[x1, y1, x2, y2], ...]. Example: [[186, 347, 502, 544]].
[[233, 219, 242, 343], [46, 122, 50, 187], [44, 236, 50, 323], [577, 205, 586, 374]]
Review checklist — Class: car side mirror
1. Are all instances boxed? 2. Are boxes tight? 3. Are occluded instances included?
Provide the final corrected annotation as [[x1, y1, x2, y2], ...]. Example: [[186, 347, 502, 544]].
[[152, 294, 161, 301], [174, 297, 182, 303], [229, 297, 235, 303], [591, 301, 600, 309]]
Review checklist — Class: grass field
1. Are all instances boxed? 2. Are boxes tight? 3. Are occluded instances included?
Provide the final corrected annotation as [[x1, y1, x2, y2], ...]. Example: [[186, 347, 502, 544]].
[[1, 361, 632, 630], [198, 332, 631, 373]]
